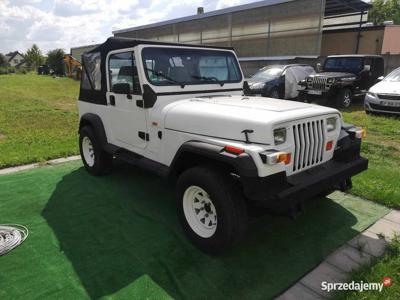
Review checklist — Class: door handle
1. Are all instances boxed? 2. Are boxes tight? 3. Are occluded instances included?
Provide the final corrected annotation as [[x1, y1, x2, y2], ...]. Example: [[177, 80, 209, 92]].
[[110, 95, 115, 106]]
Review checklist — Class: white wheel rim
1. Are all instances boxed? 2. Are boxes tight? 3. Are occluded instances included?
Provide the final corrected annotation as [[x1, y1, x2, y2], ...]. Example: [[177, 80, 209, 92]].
[[82, 136, 95, 167], [343, 92, 351, 107], [183, 186, 217, 238]]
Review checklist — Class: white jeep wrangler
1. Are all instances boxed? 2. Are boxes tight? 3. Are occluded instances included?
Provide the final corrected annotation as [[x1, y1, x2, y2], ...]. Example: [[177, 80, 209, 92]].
[[78, 37, 368, 254]]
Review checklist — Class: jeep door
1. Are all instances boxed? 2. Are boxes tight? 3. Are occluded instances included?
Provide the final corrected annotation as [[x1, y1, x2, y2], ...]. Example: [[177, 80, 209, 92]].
[[106, 50, 147, 149]]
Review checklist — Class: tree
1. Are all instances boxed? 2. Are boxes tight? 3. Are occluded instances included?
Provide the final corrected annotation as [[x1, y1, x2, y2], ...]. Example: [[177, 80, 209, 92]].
[[368, 0, 400, 25], [24, 44, 44, 70], [46, 49, 65, 76], [0, 53, 7, 67]]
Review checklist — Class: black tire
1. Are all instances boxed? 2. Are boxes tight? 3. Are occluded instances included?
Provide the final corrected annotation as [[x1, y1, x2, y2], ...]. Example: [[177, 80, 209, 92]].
[[335, 88, 352, 109], [297, 92, 308, 103], [176, 166, 248, 255], [79, 126, 112, 176]]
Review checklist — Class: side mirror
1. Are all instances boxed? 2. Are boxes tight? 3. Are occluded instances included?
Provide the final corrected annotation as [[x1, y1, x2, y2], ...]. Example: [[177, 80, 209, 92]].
[[364, 65, 371, 72], [243, 81, 251, 95], [316, 63, 322, 72], [376, 76, 384, 82], [113, 83, 131, 95]]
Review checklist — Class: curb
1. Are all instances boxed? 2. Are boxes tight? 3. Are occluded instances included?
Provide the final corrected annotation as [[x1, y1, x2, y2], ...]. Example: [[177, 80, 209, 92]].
[[0, 156, 81, 176], [275, 209, 400, 299]]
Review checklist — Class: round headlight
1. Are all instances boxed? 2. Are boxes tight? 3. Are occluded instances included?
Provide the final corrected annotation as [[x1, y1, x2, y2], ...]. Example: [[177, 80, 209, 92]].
[[306, 77, 313, 83], [327, 117, 337, 132], [274, 128, 287, 145], [327, 78, 335, 84]]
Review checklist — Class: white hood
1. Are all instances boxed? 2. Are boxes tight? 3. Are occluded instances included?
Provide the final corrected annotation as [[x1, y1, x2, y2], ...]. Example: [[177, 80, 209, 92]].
[[163, 96, 339, 144], [370, 80, 400, 95]]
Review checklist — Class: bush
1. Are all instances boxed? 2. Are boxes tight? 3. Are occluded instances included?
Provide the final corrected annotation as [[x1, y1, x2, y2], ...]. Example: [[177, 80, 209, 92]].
[[46, 49, 65, 76], [0, 66, 16, 75], [16, 68, 28, 74]]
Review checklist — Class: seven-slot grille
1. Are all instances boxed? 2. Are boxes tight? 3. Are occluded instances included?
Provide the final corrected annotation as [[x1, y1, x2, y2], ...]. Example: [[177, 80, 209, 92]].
[[292, 120, 325, 172], [308, 77, 328, 90]]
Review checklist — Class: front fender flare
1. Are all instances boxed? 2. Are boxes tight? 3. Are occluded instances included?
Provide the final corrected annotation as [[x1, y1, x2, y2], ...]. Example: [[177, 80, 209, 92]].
[[169, 141, 258, 178]]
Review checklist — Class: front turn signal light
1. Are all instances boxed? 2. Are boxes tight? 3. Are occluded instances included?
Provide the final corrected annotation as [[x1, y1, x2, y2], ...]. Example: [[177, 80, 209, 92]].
[[264, 152, 292, 165], [355, 128, 366, 139]]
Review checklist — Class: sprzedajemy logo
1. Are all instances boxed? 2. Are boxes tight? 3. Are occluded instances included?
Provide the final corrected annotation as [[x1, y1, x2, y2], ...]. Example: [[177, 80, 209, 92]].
[[321, 277, 393, 293]]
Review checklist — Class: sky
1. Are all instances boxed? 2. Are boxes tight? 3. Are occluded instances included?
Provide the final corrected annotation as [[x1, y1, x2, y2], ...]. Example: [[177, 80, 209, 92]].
[[0, 0, 257, 55]]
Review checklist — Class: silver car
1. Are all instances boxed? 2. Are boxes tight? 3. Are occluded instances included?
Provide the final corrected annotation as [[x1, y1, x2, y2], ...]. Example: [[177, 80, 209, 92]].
[[365, 67, 400, 115]]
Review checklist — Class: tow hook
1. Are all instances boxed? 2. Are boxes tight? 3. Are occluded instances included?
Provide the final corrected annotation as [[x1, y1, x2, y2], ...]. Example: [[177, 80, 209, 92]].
[[339, 178, 352, 192]]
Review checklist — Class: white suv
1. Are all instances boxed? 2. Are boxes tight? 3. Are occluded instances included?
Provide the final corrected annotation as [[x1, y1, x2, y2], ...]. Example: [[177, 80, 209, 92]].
[[78, 37, 368, 254]]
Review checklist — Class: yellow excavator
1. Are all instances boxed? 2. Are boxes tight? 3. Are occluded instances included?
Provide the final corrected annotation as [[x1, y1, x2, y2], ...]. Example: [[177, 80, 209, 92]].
[[63, 54, 82, 80]]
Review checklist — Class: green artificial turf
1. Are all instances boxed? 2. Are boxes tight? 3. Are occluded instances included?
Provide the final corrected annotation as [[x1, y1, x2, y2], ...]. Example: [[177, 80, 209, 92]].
[[0, 161, 389, 299]]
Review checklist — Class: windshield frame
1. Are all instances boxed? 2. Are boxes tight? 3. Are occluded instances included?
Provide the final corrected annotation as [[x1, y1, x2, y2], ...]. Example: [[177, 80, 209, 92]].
[[141, 46, 243, 87], [323, 57, 365, 73]]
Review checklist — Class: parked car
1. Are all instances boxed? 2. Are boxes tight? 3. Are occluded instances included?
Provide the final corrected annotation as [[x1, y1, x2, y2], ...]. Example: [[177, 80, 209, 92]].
[[365, 67, 400, 115], [299, 55, 384, 109], [78, 37, 368, 254], [37, 65, 50, 75], [246, 64, 315, 99]]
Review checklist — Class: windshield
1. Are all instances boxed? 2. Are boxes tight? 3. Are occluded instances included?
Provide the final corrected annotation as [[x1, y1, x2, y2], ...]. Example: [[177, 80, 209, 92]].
[[142, 47, 242, 86], [251, 66, 283, 81], [385, 68, 400, 82], [324, 57, 364, 73]]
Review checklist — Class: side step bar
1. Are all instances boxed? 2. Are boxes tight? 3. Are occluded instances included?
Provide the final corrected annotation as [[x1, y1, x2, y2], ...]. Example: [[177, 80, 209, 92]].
[[103, 143, 169, 178]]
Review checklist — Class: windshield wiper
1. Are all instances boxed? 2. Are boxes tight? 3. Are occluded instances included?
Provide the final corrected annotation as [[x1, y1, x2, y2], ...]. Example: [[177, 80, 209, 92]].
[[145, 67, 185, 88], [191, 75, 225, 86]]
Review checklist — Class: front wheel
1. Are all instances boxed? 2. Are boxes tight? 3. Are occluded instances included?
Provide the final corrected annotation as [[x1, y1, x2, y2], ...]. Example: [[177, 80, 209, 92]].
[[79, 126, 112, 176], [176, 166, 248, 255], [336, 88, 352, 109]]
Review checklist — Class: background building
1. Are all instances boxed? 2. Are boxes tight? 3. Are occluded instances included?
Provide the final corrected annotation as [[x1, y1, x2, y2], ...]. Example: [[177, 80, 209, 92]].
[[113, 0, 326, 58], [322, 24, 400, 56], [5, 51, 25, 68], [71, 0, 400, 75]]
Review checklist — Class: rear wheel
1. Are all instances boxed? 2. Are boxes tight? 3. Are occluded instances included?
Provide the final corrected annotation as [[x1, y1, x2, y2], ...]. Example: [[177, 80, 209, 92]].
[[79, 126, 112, 176], [176, 166, 248, 255], [336, 88, 352, 109]]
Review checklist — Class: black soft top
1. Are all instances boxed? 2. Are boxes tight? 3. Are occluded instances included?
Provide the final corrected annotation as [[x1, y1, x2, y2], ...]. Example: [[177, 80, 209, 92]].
[[89, 37, 234, 55], [80, 37, 235, 105]]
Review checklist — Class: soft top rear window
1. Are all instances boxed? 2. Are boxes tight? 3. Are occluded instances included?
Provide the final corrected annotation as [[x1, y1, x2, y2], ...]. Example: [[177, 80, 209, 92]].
[[142, 47, 242, 86], [81, 52, 101, 91]]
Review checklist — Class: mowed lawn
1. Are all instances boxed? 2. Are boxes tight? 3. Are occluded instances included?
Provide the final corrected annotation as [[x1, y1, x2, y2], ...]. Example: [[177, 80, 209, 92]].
[[0, 73, 79, 168], [342, 106, 400, 208]]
